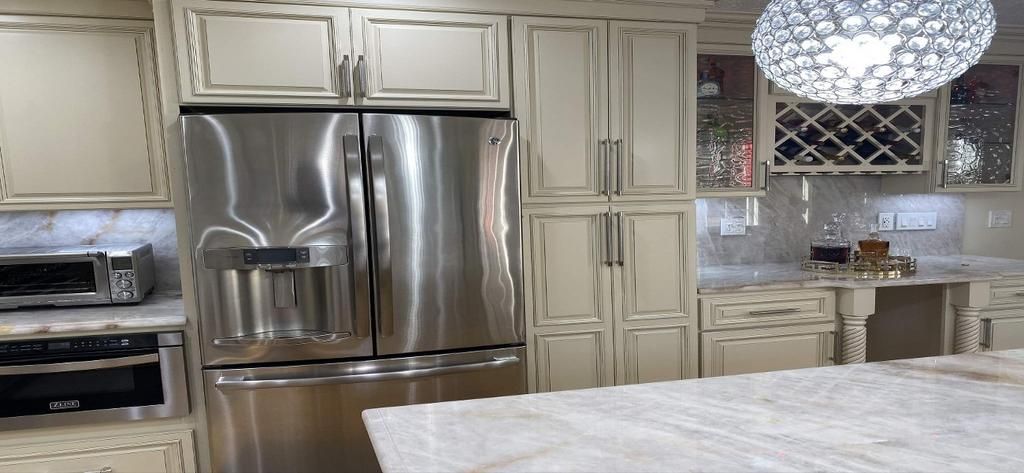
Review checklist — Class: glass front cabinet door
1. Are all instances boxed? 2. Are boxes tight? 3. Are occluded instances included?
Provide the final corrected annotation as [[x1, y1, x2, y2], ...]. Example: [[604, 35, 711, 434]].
[[938, 60, 1024, 192], [695, 50, 764, 197]]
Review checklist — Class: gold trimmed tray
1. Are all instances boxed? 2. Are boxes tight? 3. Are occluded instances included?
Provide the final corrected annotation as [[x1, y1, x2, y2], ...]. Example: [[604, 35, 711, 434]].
[[801, 256, 917, 280]]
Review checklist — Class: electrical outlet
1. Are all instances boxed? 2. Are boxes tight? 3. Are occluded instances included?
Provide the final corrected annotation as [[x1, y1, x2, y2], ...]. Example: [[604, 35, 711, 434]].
[[989, 210, 1013, 228], [878, 212, 895, 231], [720, 217, 747, 236], [896, 212, 938, 231]]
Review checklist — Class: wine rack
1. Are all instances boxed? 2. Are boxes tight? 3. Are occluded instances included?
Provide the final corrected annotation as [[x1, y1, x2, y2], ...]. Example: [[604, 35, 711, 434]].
[[771, 101, 932, 175]]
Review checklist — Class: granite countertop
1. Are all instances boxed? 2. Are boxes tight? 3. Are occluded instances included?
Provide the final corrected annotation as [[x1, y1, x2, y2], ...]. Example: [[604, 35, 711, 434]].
[[0, 293, 186, 339], [363, 350, 1024, 473], [698, 255, 1024, 294]]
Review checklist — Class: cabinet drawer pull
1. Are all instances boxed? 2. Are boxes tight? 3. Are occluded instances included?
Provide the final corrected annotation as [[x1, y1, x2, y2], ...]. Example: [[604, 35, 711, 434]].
[[748, 307, 802, 316], [1014, 291, 1024, 296], [83, 467, 113, 473]]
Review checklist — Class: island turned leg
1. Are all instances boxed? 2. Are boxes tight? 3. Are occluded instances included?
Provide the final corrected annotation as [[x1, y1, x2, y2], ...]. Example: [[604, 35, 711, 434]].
[[837, 288, 876, 365], [953, 305, 983, 354], [949, 282, 992, 355]]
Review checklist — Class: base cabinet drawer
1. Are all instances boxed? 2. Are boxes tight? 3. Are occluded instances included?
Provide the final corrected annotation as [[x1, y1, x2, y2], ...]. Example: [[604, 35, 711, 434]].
[[990, 279, 1024, 309], [700, 290, 835, 331], [0, 431, 196, 473], [701, 324, 836, 378]]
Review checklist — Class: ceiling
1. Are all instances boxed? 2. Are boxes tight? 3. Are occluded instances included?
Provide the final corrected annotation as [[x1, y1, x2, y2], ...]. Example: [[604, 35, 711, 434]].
[[710, 0, 1024, 26]]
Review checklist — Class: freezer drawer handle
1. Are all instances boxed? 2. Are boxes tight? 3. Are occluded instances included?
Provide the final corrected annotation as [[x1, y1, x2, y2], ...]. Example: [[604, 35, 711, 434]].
[[214, 355, 521, 391], [213, 331, 352, 347]]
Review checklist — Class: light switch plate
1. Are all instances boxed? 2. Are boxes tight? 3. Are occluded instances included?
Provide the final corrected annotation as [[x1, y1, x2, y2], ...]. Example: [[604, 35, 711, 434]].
[[878, 212, 895, 231], [989, 210, 1013, 228], [896, 212, 937, 231], [720, 217, 747, 236]]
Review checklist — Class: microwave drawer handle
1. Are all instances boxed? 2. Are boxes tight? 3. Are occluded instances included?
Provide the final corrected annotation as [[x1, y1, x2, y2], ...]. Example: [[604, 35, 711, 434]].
[[214, 356, 521, 391], [0, 353, 158, 376]]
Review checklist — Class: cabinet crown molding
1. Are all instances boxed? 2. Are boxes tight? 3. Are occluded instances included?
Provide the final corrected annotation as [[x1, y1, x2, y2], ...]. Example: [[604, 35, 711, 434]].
[[211, 0, 712, 22]]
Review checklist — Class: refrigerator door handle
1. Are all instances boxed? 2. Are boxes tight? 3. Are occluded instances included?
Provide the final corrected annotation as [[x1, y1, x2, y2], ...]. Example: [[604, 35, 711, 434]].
[[343, 134, 372, 340], [214, 355, 522, 391], [367, 134, 395, 338]]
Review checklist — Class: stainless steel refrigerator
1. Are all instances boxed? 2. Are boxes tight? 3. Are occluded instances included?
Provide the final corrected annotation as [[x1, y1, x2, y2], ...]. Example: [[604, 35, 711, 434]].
[[181, 113, 525, 473]]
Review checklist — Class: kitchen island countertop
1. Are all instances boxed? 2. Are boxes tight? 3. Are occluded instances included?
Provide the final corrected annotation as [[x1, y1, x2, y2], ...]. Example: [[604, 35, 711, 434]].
[[0, 293, 186, 340], [698, 254, 1024, 294], [363, 349, 1024, 473]]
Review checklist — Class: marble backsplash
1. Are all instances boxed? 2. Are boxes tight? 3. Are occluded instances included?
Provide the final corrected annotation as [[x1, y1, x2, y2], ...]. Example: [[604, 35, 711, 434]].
[[697, 176, 966, 266], [0, 209, 181, 293]]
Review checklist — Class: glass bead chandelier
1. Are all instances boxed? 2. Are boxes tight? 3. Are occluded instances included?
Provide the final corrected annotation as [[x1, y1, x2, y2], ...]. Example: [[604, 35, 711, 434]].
[[752, 0, 997, 104]]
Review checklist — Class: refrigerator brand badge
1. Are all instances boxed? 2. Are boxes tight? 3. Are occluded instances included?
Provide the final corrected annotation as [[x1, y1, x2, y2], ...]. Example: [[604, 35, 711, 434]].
[[49, 400, 80, 410]]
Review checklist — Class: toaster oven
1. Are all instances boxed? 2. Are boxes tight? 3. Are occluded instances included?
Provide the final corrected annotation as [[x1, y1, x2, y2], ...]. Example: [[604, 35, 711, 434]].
[[0, 244, 155, 309]]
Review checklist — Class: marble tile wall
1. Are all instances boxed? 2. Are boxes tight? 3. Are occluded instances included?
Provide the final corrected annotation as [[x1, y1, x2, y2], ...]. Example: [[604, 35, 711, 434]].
[[0, 209, 181, 293], [697, 176, 966, 266]]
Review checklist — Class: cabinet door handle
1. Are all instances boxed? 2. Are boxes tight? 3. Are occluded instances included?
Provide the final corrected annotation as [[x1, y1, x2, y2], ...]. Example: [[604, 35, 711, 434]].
[[616, 211, 624, 266], [763, 161, 772, 192], [614, 139, 623, 196], [83, 468, 113, 473], [981, 318, 993, 349], [748, 307, 801, 316], [604, 212, 613, 267], [339, 54, 352, 98], [356, 54, 368, 98], [827, 331, 837, 362], [1014, 291, 1024, 296], [940, 159, 950, 189], [600, 139, 610, 195]]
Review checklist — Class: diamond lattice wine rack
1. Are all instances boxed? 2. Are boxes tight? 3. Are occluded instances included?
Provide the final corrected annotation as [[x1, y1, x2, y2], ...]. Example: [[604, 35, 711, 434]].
[[768, 91, 935, 174]]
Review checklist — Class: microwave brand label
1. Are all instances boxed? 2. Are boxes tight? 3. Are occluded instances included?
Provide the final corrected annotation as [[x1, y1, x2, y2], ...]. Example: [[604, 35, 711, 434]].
[[49, 400, 80, 411]]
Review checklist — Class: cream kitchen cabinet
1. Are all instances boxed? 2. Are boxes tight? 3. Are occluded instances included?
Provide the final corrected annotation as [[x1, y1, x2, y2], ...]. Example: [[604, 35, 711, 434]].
[[0, 431, 196, 473], [171, 0, 509, 108], [513, 17, 695, 204], [701, 323, 836, 378], [0, 15, 170, 209], [523, 203, 698, 392], [981, 311, 1024, 352]]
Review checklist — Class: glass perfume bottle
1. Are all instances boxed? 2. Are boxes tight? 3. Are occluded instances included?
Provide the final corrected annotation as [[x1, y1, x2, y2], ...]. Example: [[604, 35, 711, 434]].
[[858, 224, 891, 261], [810, 214, 851, 264]]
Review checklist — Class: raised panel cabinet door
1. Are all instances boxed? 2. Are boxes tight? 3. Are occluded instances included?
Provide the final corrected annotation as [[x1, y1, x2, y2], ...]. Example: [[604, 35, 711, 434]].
[[513, 17, 609, 203], [613, 203, 697, 322], [531, 327, 613, 393], [522, 207, 614, 327], [617, 322, 694, 385], [609, 22, 696, 200], [701, 324, 836, 378], [0, 430, 196, 473], [984, 316, 1024, 351], [171, 0, 352, 104], [350, 9, 509, 108], [0, 16, 170, 207]]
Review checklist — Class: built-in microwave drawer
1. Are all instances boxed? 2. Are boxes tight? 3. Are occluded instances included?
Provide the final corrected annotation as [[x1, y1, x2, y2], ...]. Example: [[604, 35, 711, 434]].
[[990, 279, 1024, 309], [700, 290, 836, 330]]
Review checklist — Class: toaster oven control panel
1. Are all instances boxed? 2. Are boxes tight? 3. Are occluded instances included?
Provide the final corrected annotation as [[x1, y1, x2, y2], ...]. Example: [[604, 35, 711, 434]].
[[110, 256, 138, 301], [0, 334, 159, 360]]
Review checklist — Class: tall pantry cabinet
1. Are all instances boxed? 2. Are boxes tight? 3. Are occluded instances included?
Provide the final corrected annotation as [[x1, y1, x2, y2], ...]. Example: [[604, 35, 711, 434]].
[[513, 17, 699, 392]]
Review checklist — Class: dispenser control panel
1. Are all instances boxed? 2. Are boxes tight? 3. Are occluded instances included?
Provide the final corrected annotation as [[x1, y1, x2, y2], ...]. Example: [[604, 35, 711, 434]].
[[241, 247, 311, 265]]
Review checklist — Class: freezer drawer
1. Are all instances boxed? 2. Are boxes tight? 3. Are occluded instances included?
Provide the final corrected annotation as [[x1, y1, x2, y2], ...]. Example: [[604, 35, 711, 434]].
[[203, 346, 526, 473]]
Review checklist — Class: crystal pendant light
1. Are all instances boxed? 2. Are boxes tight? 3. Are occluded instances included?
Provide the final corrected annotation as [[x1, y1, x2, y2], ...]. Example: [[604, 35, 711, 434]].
[[752, 0, 997, 104]]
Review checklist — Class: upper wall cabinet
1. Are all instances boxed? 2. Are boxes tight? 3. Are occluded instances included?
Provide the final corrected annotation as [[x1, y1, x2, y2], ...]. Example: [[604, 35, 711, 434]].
[[171, 0, 510, 109], [936, 59, 1024, 192], [513, 17, 695, 204], [0, 15, 170, 210], [695, 47, 764, 197], [349, 9, 509, 108]]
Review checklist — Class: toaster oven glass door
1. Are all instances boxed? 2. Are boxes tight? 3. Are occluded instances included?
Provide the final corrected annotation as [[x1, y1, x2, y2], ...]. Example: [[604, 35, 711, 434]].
[[0, 255, 111, 307]]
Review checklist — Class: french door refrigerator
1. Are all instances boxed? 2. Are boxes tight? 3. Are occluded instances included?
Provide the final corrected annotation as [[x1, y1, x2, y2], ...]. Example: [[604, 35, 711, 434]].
[[181, 113, 525, 473]]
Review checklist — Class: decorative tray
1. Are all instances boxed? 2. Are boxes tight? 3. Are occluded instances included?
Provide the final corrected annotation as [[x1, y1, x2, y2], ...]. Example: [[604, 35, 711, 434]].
[[801, 256, 917, 280]]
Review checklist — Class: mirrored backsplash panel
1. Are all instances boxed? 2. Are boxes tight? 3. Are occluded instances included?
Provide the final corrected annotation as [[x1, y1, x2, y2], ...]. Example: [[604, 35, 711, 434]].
[[0, 209, 180, 293], [697, 176, 966, 267]]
